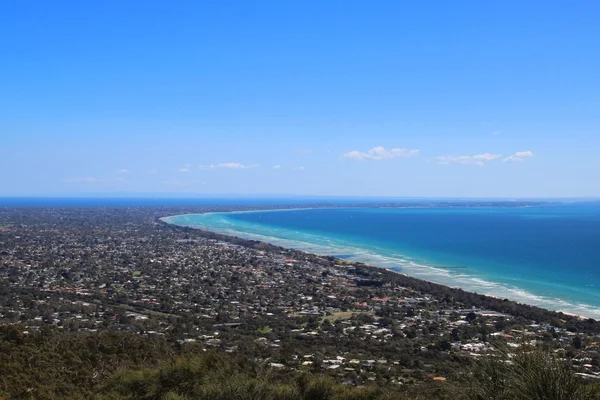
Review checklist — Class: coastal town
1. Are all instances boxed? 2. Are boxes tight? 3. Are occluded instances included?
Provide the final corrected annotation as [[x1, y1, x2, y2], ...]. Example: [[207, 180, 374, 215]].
[[2, 205, 600, 394]]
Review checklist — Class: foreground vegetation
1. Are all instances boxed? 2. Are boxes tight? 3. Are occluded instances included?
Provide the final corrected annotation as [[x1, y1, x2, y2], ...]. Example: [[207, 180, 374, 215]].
[[1, 328, 600, 400], [89, 350, 600, 400]]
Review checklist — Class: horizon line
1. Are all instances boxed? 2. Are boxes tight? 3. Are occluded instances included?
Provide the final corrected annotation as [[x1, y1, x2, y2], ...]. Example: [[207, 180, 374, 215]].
[[1, 194, 599, 201]]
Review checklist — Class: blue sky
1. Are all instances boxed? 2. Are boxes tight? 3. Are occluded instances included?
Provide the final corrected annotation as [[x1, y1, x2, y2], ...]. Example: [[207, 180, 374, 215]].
[[1, 0, 599, 198]]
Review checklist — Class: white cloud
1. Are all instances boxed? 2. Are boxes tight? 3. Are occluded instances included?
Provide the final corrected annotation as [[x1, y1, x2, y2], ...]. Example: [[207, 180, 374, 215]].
[[273, 165, 281, 169], [435, 153, 501, 166], [116, 169, 129, 174], [199, 162, 259, 170], [218, 162, 259, 169], [342, 146, 420, 161], [178, 167, 191, 173], [63, 177, 126, 184], [294, 166, 305, 171], [503, 151, 534, 162], [298, 149, 313, 155]]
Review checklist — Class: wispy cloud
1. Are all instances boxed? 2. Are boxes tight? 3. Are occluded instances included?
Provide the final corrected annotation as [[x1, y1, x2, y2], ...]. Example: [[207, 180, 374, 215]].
[[116, 169, 129, 174], [294, 166, 305, 171], [503, 151, 534, 162], [435, 153, 501, 166], [178, 163, 194, 172], [273, 165, 282, 169], [342, 146, 420, 161], [219, 162, 259, 169], [298, 149, 313, 156], [63, 177, 126, 184], [200, 163, 259, 170]]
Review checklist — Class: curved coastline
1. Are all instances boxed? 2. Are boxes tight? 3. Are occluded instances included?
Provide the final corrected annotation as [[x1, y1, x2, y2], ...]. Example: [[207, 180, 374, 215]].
[[160, 206, 319, 222], [162, 209, 598, 319]]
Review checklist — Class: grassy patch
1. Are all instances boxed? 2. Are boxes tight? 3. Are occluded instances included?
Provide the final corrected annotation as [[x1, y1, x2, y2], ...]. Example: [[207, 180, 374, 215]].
[[322, 311, 372, 322], [257, 326, 272, 334]]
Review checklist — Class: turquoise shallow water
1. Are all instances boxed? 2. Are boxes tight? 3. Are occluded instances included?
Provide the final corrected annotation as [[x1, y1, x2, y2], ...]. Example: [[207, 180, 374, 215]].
[[164, 204, 600, 318]]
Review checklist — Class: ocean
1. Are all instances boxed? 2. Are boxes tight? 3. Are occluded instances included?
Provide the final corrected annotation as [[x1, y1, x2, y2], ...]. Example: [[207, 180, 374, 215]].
[[164, 204, 600, 318]]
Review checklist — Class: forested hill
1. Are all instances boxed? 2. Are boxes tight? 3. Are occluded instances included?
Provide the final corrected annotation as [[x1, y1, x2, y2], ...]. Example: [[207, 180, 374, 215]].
[[0, 327, 599, 400]]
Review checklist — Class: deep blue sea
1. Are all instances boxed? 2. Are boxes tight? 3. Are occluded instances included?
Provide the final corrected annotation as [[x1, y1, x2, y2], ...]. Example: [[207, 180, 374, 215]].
[[165, 204, 600, 318]]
